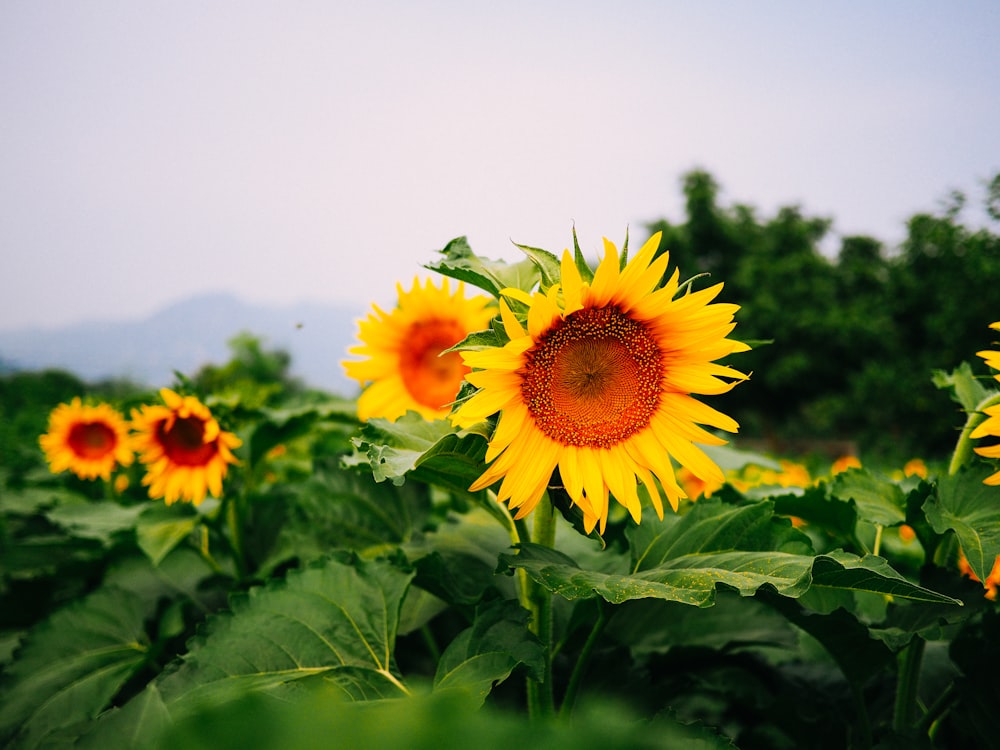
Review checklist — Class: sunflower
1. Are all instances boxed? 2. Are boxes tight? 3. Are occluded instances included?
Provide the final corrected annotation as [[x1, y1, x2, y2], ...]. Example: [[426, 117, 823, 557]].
[[343, 277, 495, 421], [970, 322, 1000, 485], [131, 388, 241, 505], [39, 398, 134, 480], [452, 232, 749, 532]]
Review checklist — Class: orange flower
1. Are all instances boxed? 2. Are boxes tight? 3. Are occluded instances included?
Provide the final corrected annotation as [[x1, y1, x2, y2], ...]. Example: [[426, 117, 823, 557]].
[[131, 389, 241, 505], [39, 398, 133, 481], [831, 455, 861, 475], [958, 549, 1000, 600]]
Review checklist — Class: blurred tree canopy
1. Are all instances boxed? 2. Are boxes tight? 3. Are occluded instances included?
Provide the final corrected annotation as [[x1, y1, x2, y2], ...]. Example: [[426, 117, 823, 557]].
[[646, 170, 1000, 462]]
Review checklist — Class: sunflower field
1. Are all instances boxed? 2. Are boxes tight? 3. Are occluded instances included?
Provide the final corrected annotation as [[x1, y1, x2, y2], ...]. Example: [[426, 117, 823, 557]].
[[3, 216, 1000, 749]]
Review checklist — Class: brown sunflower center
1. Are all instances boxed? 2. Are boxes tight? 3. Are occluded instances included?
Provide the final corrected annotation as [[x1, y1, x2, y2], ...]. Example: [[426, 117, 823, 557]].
[[67, 421, 116, 459], [157, 415, 218, 466], [520, 305, 662, 447], [399, 319, 469, 410]]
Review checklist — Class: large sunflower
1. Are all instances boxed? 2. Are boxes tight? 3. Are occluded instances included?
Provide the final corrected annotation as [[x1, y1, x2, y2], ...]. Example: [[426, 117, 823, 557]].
[[344, 277, 495, 421], [452, 232, 749, 532], [39, 398, 134, 481], [131, 388, 241, 505], [971, 321, 1000, 485]]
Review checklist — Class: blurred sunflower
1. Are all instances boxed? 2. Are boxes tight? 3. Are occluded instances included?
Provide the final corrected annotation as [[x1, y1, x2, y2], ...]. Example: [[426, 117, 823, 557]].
[[452, 232, 749, 533], [971, 321, 1000, 485], [39, 398, 133, 480], [343, 277, 494, 421], [131, 389, 241, 505]]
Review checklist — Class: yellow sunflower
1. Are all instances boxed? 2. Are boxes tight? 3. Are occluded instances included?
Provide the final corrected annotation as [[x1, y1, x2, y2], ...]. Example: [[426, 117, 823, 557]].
[[971, 322, 1000, 485], [343, 277, 495, 421], [131, 388, 241, 505], [452, 232, 749, 532], [39, 398, 134, 481]]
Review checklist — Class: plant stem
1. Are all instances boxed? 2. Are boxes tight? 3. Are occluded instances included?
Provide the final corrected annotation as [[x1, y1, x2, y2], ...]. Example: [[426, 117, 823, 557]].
[[526, 492, 557, 720], [947, 392, 1000, 476], [893, 637, 926, 734], [916, 680, 958, 736], [559, 601, 607, 718], [225, 492, 248, 580], [872, 524, 884, 557]]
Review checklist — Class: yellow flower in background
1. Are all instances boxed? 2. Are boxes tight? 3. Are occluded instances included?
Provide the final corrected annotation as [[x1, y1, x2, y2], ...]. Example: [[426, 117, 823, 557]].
[[131, 389, 241, 505], [452, 232, 748, 533], [958, 549, 1000, 600], [831, 455, 861, 475], [39, 398, 133, 481], [971, 322, 1000, 485], [344, 277, 495, 422], [903, 458, 928, 479]]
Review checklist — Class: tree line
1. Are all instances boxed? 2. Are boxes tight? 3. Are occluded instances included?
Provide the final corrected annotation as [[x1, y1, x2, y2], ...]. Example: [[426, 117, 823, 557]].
[[645, 170, 1000, 462]]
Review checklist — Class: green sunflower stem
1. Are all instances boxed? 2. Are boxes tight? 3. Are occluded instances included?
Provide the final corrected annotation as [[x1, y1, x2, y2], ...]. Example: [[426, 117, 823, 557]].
[[526, 492, 557, 720], [947, 391, 1000, 476], [893, 636, 926, 735], [560, 600, 607, 718]]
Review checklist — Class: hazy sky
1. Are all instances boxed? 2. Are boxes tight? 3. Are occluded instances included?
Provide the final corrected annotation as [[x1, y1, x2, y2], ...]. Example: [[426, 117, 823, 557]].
[[2, 1, 999, 331]]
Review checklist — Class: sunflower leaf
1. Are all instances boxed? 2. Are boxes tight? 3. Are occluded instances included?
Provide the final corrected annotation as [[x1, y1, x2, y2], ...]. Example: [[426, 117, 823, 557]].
[[425, 236, 541, 297], [44, 501, 146, 546], [829, 467, 907, 527], [512, 243, 561, 293], [571, 225, 595, 283], [500, 499, 959, 608], [932, 361, 993, 414], [433, 598, 544, 704], [77, 554, 415, 750], [0, 586, 150, 750], [924, 465, 1000, 583]]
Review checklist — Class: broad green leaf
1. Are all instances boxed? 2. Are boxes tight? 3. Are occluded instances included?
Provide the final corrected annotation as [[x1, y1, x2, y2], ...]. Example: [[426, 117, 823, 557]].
[[0, 586, 150, 750], [703, 443, 782, 473], [1, 486, 87, 516], [433, 598, 544, 704], [829, 467, 907, 527], [79, 554, 414, 749], [346, 412, 491, 497], [444, 327, 503, 353], [772, 485, 859, 546], [248, 398, 358, 467], [45, 501, 146, 546], [425, 236, 541, 297], [924, 465, 1000, 582], [933, 361, 993, 413], [501, 499, 959, 608], [135, 504, 200, 567]]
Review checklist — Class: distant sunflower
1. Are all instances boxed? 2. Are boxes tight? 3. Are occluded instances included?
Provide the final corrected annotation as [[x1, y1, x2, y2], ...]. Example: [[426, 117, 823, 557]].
[[452, 232, 749, 532], [344, 277, 495, 421], [131, 389, 241, 505], [39, 398, 133, 480], [971, 321, 1000, 485]]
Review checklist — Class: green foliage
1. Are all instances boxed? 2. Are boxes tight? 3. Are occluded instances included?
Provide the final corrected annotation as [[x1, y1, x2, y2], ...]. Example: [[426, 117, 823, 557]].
[[645, 169, 1000, 462], [3, 211, 1000, 749]]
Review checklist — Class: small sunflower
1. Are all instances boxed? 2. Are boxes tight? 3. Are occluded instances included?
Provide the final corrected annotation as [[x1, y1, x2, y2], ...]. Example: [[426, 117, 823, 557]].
[[452, 232, 749, 532], [131, 388, 241, 505], [343, 277, 495, 421], [39, 398, 134, 480], [971, 322, 1000, 485]]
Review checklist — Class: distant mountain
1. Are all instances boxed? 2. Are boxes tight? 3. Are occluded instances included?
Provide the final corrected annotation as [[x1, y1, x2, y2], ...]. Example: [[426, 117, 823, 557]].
[[0, 293, 365, 395]]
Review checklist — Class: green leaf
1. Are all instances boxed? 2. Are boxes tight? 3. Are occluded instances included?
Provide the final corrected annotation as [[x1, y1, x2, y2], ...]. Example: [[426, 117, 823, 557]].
[[772, 485, 859, 546], [500, 499, 959, 608], [248, 398, 358, 468], [933, 360, 993, 413], [433, 598, 544, 704], [425, 236, 541, 297], [45, 501, 146, 546], [135, 505, 200, 567], [1, 486, 86, 516], [347, 412, 489, 493], [924, 465, 1000, 582], [79, 554, 415, 749], [512, 242, 562, 291], [571, 226, 595, 283], [444, 327, 503, 353], [0, 586, 150, 749], [829, 467, 907, 527]]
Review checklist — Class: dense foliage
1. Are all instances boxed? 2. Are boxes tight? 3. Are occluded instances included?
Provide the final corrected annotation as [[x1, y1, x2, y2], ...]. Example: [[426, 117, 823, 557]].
[[1, 201, 999, 750], [646, 170, 1000, 461]]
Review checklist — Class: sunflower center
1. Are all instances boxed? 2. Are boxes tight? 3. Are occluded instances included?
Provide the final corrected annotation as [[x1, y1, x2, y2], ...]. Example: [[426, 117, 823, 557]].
[[399, 319, 469, 410], [520, 305, 662, 447], [67, 421, 116, 459], [158, 415, 218, 466]]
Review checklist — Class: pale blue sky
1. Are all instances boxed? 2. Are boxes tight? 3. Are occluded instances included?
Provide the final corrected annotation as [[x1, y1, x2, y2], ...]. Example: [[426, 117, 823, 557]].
[[2, 1, 998, 330]]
